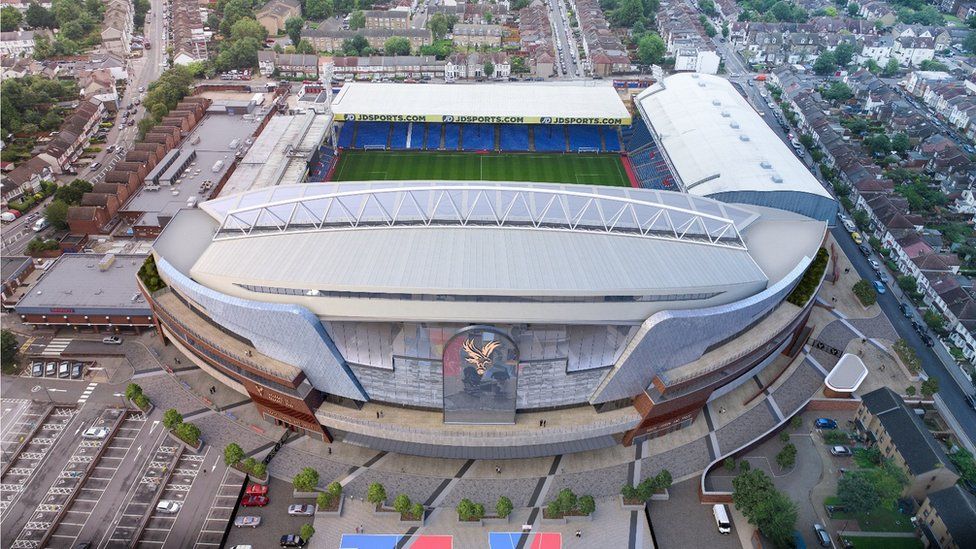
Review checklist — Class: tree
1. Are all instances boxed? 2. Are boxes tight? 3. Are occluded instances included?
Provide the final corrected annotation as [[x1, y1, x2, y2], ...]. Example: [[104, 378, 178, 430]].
[[230, 17, 267, 42], [367, 482, 387, 505], [25, 2, 56, 28], [342, 34, 369, 55], [393, 493, 412, 514], [882, 58, 900, 77], [0, 330, 18, 371], [300, 523, 315, 541], [732, 469, 775, 519], [905, 385, 916, 396], [224, 442, 245, 465], [890, 132, 910, 153], [483, 61, 494, 78], [862, 59, 880, 74], [823, 82, 852, 103], [214, 37, 261, 71], [919, 59, 948, 72], [699, 0, 717, 16], [427, 12, 453, 40], [610, 0, 643, 27], [348, 9, 365, 30], [813, 51, 837, 75], [864, 133, 891, 156], [920, 377, 939, 398], [752, 491, 798, 547], [838, 471, 879, 514], [577, 494, 596, 515], [125, 383, 143, 401], [1, 6, 23, 31], [847, 1, 859, 16], [776, 443, 797, 470], [637, 33, 666, 65], [293, 466, 319, 492], [285, 16, 304, 45], [54, 179, 93, 204], [295, 39, 315, 54], [852, 279, 877, 306], [834, 42, 856, 67], [511, 56, 528, 74], [496, 496, 513, 518], [174, 422, 201, 445], [383, 36, 410, 56], [43, 199, 69, 230], [722, 23, 729, 38], [304, 0, 333, 20], [162, 408, 184, 430], [964, 31, 976, 55], [553, 488, 576, 515]]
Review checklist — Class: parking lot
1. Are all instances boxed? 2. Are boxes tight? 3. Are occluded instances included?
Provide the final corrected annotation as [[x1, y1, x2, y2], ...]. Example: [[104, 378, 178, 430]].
[[46, 412, 148, 547], [103, 441, 184, 548], [8, 408, 129, 548], [193, 468, 247, 548], [22, 357, 92, 381], [223, 476, 318, 549], [0, 403, 76, 521], [136, 449, 209, 548]]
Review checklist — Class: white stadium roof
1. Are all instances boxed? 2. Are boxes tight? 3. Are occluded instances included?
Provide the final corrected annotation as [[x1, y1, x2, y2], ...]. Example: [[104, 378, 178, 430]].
[[331, 82, 632, 124], [636, 73, 831, 201]]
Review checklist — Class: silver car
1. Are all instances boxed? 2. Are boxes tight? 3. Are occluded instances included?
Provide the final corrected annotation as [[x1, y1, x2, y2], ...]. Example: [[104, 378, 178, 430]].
[[286, 503, 314, 516]]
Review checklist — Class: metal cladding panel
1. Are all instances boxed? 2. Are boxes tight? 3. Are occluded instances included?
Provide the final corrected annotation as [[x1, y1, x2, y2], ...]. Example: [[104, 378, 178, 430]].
[[590, 256, 813, 404], [705, 190, 838, 224], [156, 256, 368, 401], [341, 432, 619, 459]]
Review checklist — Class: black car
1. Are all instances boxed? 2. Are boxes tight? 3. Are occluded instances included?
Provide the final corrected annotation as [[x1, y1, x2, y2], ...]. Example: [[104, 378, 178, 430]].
[[859, 244, 872, 257], [964, 393, 976, 411], [280, 535, 305, 548], [921, 334, 934, 347], [899, 303, 912, 318], [912, 321, 925, 335]]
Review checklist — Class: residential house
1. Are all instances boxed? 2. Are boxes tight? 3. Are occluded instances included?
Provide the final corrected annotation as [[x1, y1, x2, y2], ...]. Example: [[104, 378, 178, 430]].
[[171, 0, 210, 64], [856, 387, 959, 501], [1, 157, 52, 205], [257, 51, 319, 78], [101, 0, 133, 57], [570, 0, 630, 75], [444, 51, 510, 80], [1, 256, 34, 309], [303, 21, 432, 52], [36, 101, 104, 174], [859, 1, 897, 27], [516, 0, 555, 77], [364, 10, 409, 30], [256, 0, 302, 36], [0, 30, 43, 58], [452, 24, 504, 47], [858, 34, 893, 65], [891, 35, 935, 66], [324, 55, 446, 79], [915, 486, 976, 549]]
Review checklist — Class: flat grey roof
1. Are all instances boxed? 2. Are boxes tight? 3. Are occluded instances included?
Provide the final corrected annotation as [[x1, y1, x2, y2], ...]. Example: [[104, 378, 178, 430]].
[[2, 256, 32, 283], [15, 254, 150, 312]]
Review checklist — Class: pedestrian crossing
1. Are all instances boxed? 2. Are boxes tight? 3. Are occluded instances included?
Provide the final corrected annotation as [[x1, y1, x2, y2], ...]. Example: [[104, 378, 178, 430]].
[[77, 383, 98, 405], [40, 338, 72, 357]]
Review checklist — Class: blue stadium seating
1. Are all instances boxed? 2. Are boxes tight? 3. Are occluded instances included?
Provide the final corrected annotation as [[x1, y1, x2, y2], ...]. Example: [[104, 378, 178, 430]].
[[337, 123, 354, 148], [604, 128, 621, 152], [461, 124, 494, 151], [308, 145, 336, 181], [622, 118, 654, 152], [443, 123, 460, 150], [534, 125, 565, 152], [568, 125, 602, 151], [629, 140, 677, 191], [425, 123, 442, 150], [354, 122, 389, 148], [390, 123, 409, 150], [499, 124, 529, 151], [407, 123, 424, 150]]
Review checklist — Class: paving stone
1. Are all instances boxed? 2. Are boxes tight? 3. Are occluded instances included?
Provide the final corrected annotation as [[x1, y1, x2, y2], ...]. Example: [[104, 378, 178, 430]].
[[641, 437, 711, 482], [771, 361, 824, 417], [715, 403, 777, 454]]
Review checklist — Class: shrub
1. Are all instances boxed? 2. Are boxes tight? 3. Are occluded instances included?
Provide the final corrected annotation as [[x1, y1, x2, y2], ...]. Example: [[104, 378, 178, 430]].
[[852, 279, 877, 306], [162, 408, 183, 430], [823, 431, 850, 444], [224, 443, 245, 466], [327, 481, 342, 499], [409, 502, 425, 520], [655, 470, 672, 491], [125, 383, 143, 401], [317, 491, 334, 509], [299, 523, 314, 540], [367, 482, 387, 506], [577, 495, 595, 515], [776, 443, 797, 470], [905, 385, 916, 396], [496, 496, 513, 518], [242, 457, 257, 474], [786, 248, 829, 306], [790, 415, 802, 430], [739, 460, 751, 472], [174, 422, 200, 446], [553, 489, 576, 515], [293, 467, 319, 492], [724, 457, 736, 471], [893, 339, 921, 373], [621, 484, 639, 500], [779, 431, 790, 443], [921, 377, 939, 398], [457, 498, 483, 520], [133, 393, 151, 411], [393, 494, 412, 515], [252, 462, 267, 478]]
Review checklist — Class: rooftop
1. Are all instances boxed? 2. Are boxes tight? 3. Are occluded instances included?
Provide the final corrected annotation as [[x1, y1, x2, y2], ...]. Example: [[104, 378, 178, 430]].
[[860, 387, 955, 475], [331, 82, 631, 124], [824, 353, 869, 392], [15, 254, 150, 313], [2, 256, 32, 283], [926, 485, 976, 548]]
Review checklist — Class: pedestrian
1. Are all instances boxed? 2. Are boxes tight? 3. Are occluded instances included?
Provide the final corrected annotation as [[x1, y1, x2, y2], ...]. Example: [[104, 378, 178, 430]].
[[576, 529, 582, 538], [376, 411, 380, 419], [880, 363, 886, 371], [328, 447, 332, 455], [496, 466, 501, 474], [539, 419, 544, 427]]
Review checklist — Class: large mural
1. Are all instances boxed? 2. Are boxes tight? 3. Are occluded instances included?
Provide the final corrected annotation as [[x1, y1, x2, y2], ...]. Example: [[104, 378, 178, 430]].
[[442, 326, 519, 424]]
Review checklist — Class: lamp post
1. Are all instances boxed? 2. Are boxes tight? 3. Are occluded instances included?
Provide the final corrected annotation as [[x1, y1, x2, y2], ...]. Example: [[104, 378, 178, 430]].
[[113, 392, 128, 410]]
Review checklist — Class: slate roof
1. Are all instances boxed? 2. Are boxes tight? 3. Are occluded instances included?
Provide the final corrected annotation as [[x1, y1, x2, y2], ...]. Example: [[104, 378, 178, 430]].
[[860, 387, 955, 476]]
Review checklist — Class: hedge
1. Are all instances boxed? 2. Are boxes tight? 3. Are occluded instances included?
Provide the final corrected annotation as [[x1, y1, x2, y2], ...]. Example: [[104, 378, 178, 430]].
[[786, 248, 829, 306]]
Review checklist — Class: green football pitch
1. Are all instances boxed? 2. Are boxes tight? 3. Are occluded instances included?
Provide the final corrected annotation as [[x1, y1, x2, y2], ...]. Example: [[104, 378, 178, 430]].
[[331, 151, 632, 187]]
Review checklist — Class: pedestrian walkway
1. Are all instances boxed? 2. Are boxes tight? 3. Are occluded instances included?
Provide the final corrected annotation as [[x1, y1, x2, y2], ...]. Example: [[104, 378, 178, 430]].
[[41, 338, 72, 357], [77, 383, 98, 405]]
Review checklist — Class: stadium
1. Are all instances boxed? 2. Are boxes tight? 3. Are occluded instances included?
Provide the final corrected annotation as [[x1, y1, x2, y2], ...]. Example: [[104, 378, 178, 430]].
[[143, 74, 834, 459]]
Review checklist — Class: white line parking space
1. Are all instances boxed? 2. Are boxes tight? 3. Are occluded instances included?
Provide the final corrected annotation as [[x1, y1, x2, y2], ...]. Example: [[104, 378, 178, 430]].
[[193, 467, 247, 548]]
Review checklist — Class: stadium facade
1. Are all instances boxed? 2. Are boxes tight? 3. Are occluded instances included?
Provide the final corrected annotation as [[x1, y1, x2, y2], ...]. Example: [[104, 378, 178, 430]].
[[141, 77, 834, 458]]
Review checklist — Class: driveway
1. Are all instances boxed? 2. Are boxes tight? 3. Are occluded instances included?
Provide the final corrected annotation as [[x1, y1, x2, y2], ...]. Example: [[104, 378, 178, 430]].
[[648, 479, 740, 549]]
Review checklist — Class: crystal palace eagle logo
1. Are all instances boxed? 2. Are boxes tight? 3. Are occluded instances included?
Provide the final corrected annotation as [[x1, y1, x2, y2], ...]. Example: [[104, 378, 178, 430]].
[[462, 338, 501, 376]]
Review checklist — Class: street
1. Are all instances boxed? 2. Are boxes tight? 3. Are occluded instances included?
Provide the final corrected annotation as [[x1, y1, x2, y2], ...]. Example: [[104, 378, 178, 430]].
[[545, 0, 583, 78]]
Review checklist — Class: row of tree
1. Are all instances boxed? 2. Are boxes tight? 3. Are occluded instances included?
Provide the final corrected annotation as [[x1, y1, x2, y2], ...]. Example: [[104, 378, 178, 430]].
[[0, 75, 79, 137]]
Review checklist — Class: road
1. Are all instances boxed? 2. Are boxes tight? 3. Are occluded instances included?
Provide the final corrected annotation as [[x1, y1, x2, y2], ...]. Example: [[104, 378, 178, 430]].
[[545, 0, 582, 78], [830, 224, 976, 445]]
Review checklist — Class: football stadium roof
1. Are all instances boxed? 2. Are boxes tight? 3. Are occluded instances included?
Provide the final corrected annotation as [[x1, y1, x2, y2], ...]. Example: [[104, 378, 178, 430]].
[[636, 73, 835, 221], [331, 82, 632, 125]]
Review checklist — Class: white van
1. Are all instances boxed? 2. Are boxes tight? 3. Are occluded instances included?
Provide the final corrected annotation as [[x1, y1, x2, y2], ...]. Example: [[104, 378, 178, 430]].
[[712, 504, 732, 534], [32, 218, 49, 232]]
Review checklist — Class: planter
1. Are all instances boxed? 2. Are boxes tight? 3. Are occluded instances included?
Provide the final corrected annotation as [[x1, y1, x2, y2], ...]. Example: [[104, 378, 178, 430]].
[[566, 513, 594, 523], [133, 401, 154, 415], [619, 495, 646, 511], [166, 430, 203, 453], [457, 517, 484, 526], [541, 516, 567, 525], [483, 516, 511, 525], [293, 490, 318, 499], [400, 514, 424, 526], [248, 472, 269, 485], [650, 488, 670, 501], [316, 496, 343, 517], [372, 503, 393, 516]]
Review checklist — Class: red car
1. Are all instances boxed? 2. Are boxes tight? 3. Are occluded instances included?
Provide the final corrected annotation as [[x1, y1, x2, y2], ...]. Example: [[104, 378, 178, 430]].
[[245, 484, 268, 496], [241, 495, 269, 507]]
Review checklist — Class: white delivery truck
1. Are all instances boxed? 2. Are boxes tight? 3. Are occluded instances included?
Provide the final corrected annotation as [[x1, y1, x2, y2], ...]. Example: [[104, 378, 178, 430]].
[[712, 504, 732, 534]]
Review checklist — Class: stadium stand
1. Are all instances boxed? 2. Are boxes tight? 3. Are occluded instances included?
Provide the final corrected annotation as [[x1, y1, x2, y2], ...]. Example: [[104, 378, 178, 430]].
[[390, 123, 409, 150], [629, 143, 677, 191], [444, 123, 461, 150], [620, 118, 653, 152], [461, 124, 494, 151], [604, 127, 621, 152], [408, 123, 425, 150], [533, 125, 566, 152], [309, 145, 337, 181], [355, 122, 390, 149], [425, 123, 442, 150], [337, 123, 355, 148], [568, 125, 601, 152], [499, 124, 529, 151]]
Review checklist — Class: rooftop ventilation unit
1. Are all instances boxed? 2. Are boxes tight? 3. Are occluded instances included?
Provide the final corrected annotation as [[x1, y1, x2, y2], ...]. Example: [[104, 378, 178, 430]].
[[771, 173, 784, 183], [721, 111, 730, 117], [729, 121, 740, 129], [698, 81, 706, 87], [739, 135, 750, 142], [760, 161, 772, 169], [711, 99, 721, 106]]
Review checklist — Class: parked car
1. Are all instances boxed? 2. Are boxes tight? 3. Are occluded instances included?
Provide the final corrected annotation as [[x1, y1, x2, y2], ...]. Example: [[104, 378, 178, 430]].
[[229, 546, 253, 549], [82, 426, 110, 439], [102, 336, 122, 345], [234, 516, 261, 528], [89, 162, 100, 171], [899, 303, 912, 318], [815, 418, 838, 429], [921, 334, 934, 347], [829, 445, 852, 457], [872, 280, 886, 294], [32, 362, 44, 377], [851, 232, 863, 245], [280, 535, 305, 548], [45, 362, 57, 376], [71, 363, 83, 379], [245, 484, 268, 496], [858, 244, 871, 257], [868, 259, 880, 270], [287, 504, 315, 516], [824, 504, 847, 517], [156, 500, 182, 513], [57, 361, 70, 378], [241, 495, 269, 507], [813, 523, 831, 547]]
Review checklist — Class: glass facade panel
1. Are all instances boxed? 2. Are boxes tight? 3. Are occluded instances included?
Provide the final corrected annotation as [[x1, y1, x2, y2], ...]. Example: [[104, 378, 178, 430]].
[[442, 327, 519, 424]]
